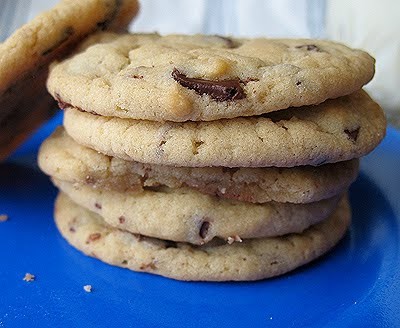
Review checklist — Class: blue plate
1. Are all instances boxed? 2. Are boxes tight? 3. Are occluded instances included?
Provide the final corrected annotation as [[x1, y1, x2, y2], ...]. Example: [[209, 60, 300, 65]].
[[1, 113, 400, 328]]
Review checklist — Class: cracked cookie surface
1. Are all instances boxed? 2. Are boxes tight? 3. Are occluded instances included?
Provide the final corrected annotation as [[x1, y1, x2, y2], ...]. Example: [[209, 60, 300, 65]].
[[39, 127, 359, 204], [48, 32, 375, 122], [55, 193, 350, 281], [63, 90, 386, 167]]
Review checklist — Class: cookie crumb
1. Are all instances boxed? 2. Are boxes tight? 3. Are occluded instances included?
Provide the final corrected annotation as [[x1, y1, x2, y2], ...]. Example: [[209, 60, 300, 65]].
[[83, 285, 92, 293], [0, 215, 8, 222], [219, 188, 226, 194], [227, 235, 243, 244], [23, 273, 35, 282]]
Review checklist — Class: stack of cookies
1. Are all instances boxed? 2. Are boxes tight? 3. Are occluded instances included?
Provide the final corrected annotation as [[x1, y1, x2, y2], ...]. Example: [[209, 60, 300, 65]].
[[39, 33, 386, 281]]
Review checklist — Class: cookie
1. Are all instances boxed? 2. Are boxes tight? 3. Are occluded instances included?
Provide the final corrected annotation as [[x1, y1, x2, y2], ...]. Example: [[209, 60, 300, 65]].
[[53, 178, 341, 245], [39, 127, 359, 204], [0, 0, 139, 161], [47, 32, 375, 122], [55, 193, 350, 281], [63, 90, 386, 167]]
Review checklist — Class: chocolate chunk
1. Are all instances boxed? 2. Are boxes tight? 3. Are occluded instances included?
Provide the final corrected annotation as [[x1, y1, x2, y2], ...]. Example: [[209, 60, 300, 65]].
[[86, 233, 101, 243], [199, 221, 210, 239], [118, 216, 126, 224], [295, 44, 320, 52], [94, 202, 102, 209], [85, 175, 95, 185], [172, 68, 246, 102], [192, 140, 204, 155], [344, 128, 360, 142]]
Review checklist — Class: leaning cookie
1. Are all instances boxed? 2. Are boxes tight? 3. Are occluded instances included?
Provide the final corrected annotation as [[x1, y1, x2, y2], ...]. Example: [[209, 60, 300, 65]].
[[48, 32, 374, 122], [53, 178, 341, 245], [55, 193, 350, 281], [0, 0, 139, 161], [39, 127, 359, 204], [63, 90, 386, 167]]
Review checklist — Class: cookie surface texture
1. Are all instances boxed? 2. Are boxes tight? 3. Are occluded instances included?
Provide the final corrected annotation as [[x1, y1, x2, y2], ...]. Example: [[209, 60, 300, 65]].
[[0, 0, 139, 160], [55, 193, 350, 281], [63, 90, 386, 167], [47, 32, 375, 122], [38, 128, 359, 203], [53, 178, 341, 245]]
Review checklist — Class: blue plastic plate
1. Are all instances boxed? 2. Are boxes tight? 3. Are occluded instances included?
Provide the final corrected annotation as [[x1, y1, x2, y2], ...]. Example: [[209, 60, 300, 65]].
[[1, 113, 399, 328]]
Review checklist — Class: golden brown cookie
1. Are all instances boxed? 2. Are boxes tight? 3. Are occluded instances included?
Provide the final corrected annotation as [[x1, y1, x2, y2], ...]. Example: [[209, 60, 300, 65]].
[[53, 178, 342, 245], [55, 193, 350, 281], [47, 32, 374, 122], [63, 90, 386, 167], [38, 127, 359, 203]]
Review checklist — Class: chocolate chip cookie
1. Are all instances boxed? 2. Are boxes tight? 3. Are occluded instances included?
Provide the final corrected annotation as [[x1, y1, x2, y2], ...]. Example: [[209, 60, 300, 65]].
[[53, 178, 341, 245], [55, 193, 350, 281], [0, 0, 139, 160], [47, 32, 375, 122], [63, 90, 386, 167], [38, 127, 359, 203]]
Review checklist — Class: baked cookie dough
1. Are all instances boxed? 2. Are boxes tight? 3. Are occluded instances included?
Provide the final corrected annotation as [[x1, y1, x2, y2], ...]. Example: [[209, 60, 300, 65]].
[[55, 193, 350, 281], [63, 90, 386, 167], [53, 178, 342, 244], [48, 32, 374, 122], [38, 127, 359, 203]]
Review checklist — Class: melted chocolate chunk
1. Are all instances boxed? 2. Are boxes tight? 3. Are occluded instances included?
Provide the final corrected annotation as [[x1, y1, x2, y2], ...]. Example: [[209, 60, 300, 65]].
[[172, 68, 246, 102], [199, 221, 210, 239], [344, 128, 360, 142], [94, 202, 102, 210], [295, 44, 320, 52]]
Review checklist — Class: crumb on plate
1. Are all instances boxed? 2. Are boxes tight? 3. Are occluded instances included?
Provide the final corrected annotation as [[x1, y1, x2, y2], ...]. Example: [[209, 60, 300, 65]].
[[83, 285, 92, 293], [23, 273, 35, 282], [0, 214, 8, 222]]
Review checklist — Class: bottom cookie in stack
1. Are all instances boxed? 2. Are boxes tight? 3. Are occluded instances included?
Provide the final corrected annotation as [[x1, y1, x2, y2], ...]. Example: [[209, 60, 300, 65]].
[[55, 193, 350, 281], [39, 129, 356, 281]]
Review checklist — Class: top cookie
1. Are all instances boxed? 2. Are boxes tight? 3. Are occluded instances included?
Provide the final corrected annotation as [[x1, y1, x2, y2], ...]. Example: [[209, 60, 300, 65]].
[[0, 0, 139, 160], [48, 32, 375, 122]]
